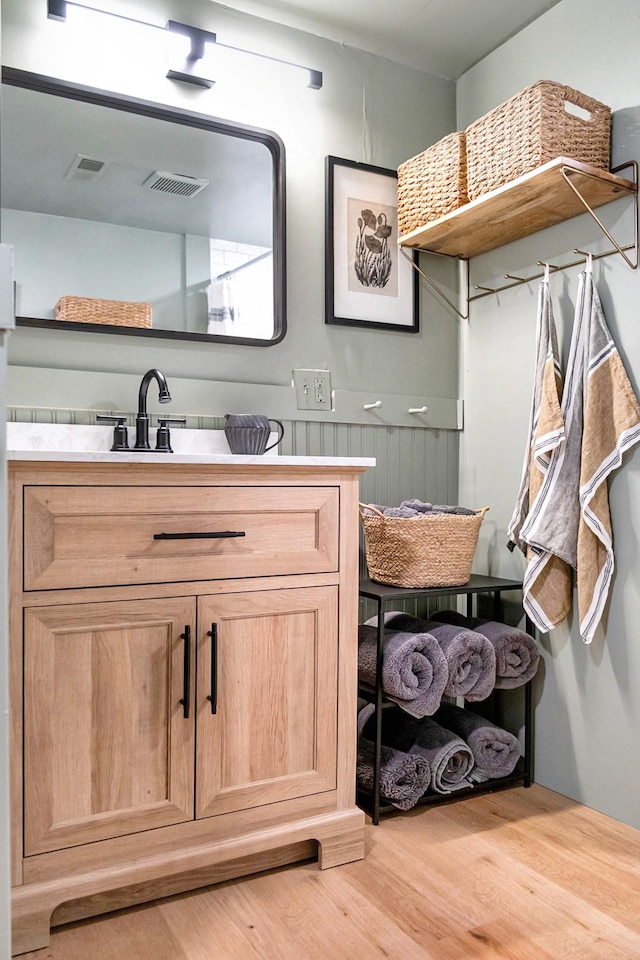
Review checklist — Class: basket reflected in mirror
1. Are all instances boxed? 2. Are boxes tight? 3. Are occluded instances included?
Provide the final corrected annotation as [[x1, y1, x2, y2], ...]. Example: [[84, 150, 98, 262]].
[[55, 296, 152, 328]]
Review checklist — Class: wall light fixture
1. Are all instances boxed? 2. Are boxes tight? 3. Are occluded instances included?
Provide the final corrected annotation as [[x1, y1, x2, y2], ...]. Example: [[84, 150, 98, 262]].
[[46, 0, 323, 90], [165, 19, 218, 89]]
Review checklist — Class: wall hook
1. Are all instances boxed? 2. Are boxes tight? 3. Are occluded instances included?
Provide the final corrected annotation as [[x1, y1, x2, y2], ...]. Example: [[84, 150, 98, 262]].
[[408, 406, 429, 414], [537, 261, 558, 284], [363, 400, 382, 411]]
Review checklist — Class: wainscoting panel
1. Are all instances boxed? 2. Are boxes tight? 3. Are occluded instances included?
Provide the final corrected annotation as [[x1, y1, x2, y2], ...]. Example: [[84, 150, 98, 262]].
[[284, 419, 458, 508]]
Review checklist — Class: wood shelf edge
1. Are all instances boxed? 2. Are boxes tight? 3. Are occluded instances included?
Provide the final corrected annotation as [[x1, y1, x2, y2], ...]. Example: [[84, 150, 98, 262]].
[[398, 157, 637, 259]]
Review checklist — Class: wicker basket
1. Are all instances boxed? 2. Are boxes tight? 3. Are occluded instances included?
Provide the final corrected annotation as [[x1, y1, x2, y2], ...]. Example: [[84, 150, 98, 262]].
[[360, 504, 489, 589], [465, 80, 611, 200], [55, 296, 152, 328], [397, 131, 467, 235]]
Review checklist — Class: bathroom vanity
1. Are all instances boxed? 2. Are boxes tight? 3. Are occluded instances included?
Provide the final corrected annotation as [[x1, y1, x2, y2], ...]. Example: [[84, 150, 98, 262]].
[[7, 436, 372, 954]]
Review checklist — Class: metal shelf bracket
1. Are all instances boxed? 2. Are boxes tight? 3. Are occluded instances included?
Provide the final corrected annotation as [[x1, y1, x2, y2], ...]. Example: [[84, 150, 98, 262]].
[[400, 246, 470, 321]]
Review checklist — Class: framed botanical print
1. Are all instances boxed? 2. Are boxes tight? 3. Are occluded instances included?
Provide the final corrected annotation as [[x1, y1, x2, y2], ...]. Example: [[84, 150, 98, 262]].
[[325, 156, 418, 332]]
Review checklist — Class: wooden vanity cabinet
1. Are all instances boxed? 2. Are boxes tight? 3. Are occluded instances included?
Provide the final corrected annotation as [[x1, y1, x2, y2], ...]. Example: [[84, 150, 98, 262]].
[[9, 459, 368, 955]]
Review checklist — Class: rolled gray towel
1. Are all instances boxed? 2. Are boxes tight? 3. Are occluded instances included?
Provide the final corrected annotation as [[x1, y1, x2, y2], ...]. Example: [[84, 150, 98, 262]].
[[357, 699, 375, 736], [435, 701, 520, 782], [399, 499, 477, 516], [411, 718, 475, 793], [400, 498, 433, 512], [358, 623, 448, 717], [361, 708, 474, 794], [356, 736, 431, 811], [367, 612, 496, 702], [433, 610, 540, 689], [382, 506, 420, 517]]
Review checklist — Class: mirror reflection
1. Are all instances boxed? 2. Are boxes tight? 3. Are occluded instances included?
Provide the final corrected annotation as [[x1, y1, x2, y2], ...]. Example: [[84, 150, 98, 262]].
[[0, 69, 286, 344]]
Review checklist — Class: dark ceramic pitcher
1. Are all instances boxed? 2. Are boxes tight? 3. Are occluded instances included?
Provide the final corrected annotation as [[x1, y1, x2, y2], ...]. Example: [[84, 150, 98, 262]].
[[224, 413, 285, 455]]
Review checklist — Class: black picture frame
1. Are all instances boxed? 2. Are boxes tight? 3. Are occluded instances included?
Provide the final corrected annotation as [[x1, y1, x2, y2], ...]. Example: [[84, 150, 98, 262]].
[[324, 155, 418, 332]]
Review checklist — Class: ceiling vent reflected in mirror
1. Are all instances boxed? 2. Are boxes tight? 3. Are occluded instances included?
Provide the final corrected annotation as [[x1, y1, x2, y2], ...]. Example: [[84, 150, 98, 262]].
[[142, 171, 209, 198], [64, 154, 110, 183]]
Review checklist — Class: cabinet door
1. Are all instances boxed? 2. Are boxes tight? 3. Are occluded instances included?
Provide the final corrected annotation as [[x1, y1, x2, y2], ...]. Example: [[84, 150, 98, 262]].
[[196, 586, 338, 818], [23, 597, 196, 855]]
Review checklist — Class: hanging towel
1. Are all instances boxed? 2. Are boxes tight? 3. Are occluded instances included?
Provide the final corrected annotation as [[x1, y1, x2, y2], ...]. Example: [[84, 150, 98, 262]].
[[360, 708, 474, 795], [367, 612, 496, 702], [206, 276, 238, 332], [357, 623, 448, 717], [434, 701, 520, 782], [507, 279, 573, 633], [522, 270, 640, 643], [433, 610, 540, 689]]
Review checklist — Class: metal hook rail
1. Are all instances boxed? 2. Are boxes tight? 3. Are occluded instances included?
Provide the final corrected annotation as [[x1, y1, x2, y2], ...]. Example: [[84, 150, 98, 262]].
[[402, 160, 639, 321]]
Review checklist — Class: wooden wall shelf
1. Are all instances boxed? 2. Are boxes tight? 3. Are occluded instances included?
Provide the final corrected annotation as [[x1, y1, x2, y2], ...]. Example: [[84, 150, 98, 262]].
[[398, 157, 637, 260]]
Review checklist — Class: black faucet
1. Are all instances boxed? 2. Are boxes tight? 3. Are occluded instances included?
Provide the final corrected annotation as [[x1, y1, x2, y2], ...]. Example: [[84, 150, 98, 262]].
[[134, 369, 172, 450]]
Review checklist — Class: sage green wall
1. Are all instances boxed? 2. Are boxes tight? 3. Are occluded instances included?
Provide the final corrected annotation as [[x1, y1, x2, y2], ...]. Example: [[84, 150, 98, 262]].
[[457, 0, 640, 827], [1, 0, 459, 402]]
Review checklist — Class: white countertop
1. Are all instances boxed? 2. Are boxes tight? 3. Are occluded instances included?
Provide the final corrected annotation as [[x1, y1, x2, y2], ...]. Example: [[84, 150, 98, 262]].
[[7, 423, 375, 468]]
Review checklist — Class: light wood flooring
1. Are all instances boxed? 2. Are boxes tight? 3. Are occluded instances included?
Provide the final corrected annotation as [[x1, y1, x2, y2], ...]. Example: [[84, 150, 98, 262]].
[[19, 784, 640, 960]]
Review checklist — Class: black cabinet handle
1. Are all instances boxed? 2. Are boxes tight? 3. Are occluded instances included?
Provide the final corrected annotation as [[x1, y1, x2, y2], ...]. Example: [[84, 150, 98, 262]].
[[206, 623, 218, 714], [154, 531, 246, 540], [179, 626, 191, 719]]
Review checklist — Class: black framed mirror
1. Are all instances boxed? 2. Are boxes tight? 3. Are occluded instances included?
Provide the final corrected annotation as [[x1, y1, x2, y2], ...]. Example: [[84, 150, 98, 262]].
[[1, 67, 286, 345]]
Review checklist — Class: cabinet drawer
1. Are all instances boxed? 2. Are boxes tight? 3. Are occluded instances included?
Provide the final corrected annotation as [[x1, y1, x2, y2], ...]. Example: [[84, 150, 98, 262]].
[[23, 485, 339, 590]]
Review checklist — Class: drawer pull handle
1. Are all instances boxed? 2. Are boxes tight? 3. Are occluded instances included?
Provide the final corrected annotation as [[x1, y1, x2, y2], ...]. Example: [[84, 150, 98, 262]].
[[153, 531, 246, 540], [206, 623, 218, 715], [179, 625, 191, 720]]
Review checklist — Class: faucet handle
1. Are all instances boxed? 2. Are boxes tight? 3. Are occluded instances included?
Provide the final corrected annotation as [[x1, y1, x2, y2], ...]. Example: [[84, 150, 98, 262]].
[[155, 417, 187, 453], [96, 414, 129, 451]]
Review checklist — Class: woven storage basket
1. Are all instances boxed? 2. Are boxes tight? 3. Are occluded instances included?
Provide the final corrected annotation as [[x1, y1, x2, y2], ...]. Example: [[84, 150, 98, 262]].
[[55, 296, 152, 328], [360, 504, 489, 589], [397, 131, 468, 235], [465, 80, 611, 201]]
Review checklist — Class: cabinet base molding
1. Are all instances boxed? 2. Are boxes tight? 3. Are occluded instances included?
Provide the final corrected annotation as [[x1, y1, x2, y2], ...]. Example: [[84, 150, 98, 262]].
[[12, 808, 365, 956], [51, 840, 317, 927]]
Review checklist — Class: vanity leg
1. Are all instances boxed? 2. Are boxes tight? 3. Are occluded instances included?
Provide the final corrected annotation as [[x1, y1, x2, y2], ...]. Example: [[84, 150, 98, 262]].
[[11, 904, 53, 957], [316, 813, 366, 869]]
